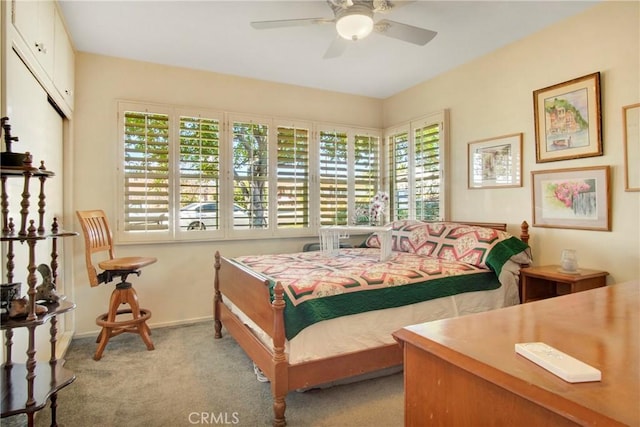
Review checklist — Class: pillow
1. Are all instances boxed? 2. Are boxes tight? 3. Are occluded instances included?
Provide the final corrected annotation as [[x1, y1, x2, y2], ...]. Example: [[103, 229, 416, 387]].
[[363, 220, 429, 252], [365, 221, 531, 275], [412, 222, 530, 273]]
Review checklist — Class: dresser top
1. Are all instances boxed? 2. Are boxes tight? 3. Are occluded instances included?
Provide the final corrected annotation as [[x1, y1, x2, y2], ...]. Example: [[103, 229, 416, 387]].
[[394, 281, 639, 426]]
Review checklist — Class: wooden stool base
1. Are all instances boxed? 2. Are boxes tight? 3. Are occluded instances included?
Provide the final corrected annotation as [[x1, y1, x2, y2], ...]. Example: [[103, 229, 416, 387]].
[[94, 285, 154, 361]]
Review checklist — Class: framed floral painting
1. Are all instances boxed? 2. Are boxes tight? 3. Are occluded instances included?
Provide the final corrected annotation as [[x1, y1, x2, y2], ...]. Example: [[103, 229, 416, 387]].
[[533, 72, 602, 163], [531, 166, 610, 231]]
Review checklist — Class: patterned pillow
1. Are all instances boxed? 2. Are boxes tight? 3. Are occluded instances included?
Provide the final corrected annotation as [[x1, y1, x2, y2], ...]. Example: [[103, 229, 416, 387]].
[[365, 221, 530, 273], [364, 220, 431, 253], [412, 222, 520, 269]]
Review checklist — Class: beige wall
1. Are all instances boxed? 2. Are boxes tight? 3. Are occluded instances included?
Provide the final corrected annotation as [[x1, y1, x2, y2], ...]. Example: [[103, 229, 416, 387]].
[[72, 54, 383, 335], [384, 1, 639, 285], [71, 1, 638, 336]]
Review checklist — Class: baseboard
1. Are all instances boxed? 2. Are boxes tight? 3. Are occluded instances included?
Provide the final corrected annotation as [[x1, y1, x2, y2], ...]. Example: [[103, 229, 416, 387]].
[[56, 330, 75, 360]]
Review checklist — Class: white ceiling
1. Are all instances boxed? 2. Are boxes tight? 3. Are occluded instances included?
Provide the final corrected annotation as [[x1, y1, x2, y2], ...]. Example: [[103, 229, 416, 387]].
[[58, 0, 599, 99]]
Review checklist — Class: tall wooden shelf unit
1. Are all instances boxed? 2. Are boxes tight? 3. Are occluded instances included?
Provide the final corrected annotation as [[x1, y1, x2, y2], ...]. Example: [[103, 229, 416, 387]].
[[1, 133, 77, 426]]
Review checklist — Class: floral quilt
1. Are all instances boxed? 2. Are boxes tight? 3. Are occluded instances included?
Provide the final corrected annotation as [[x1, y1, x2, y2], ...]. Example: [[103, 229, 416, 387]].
[[233, 248, 503, 340]]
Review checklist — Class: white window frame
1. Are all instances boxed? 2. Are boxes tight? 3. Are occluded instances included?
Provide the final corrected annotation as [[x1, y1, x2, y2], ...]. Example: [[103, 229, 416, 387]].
[[173, 107, 225, 241], [385, 110, 449, 222], [116, 100, 383, 243], [316, 123, 383, 227]]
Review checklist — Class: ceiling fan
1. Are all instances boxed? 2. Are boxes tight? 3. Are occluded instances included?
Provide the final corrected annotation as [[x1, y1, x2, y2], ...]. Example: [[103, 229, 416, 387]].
[[250, 0, 437, 59]]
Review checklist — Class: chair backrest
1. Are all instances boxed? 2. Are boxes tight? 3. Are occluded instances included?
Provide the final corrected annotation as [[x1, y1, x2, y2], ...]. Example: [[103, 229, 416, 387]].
[[76, 210, 116, 287]]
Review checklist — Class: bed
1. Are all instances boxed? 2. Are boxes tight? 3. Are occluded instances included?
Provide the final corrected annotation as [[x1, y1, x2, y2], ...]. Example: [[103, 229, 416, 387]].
[[214, 220, 531, 426]]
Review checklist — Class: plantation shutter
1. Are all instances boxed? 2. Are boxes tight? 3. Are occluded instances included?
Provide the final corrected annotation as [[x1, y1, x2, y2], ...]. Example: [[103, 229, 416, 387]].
[[319, 130, 348, 226], [232, 119, 269, 229], [354, 134, 381, 220], [178, 115, 220, 230], [122, 110, 170, 231], [276, 125, 310, 228], [414, 123, 441, 221], [389, 130, 410, 221]]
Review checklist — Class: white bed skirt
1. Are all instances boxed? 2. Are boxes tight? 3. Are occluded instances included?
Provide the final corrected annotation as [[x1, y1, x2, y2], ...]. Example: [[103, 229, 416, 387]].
[[223, 270, 520, 365]]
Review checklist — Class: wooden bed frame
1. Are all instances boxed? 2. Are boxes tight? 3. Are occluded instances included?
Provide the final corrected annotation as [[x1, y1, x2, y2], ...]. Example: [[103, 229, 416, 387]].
[[214, 221, 530, 426]]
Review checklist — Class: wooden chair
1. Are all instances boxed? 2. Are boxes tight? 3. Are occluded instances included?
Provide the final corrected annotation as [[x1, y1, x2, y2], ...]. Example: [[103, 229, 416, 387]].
[[76, 209, 156, 360]]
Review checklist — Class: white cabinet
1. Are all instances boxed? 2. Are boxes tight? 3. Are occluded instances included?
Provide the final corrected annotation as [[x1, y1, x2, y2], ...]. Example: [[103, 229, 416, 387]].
[[12, 0, 55, 79], [53, 7, 75, 110], [9, 0, 74, 114]]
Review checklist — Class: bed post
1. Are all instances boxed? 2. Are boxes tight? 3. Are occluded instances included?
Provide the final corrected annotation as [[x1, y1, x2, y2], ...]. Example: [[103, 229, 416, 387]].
[[271, 282, 288, 427], [214, 251, 222, 339], [520, 221, 530, 245]]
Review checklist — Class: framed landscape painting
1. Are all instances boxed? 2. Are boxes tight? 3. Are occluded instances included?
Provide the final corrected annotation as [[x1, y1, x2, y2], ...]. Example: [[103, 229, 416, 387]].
[[467, 133, 522, 189], [531, 166, 610, 231], [533, 72, 602, 163]]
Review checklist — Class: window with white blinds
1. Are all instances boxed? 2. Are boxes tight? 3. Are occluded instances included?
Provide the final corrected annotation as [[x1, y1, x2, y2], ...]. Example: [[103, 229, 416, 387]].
[[319, 130, 349, 226], [231, 118, 269, 229], [122, 109, 170, 232], [389, 130, 410, 220], [318, 128, 381, 226], [354, 134, 380, 209], [414, 122, 441, 221], [276, 124, 310, 229], [388, 111, 448, 222], [178, 114, 220, 231], [117, 101, 383, 242]]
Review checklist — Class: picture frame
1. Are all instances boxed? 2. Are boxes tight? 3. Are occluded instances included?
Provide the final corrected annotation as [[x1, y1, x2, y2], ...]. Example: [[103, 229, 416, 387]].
[[467, 133, 522, 189], [531, 165, 610, 231], [533, 72, 602, 163], [623, 103, 640, 191]]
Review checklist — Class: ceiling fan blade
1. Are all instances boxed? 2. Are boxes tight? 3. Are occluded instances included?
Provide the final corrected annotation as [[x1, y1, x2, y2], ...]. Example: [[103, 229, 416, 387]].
[[374, 19, 437, 45], [251, 17, 334, 30], [323, 37, 349, 59]]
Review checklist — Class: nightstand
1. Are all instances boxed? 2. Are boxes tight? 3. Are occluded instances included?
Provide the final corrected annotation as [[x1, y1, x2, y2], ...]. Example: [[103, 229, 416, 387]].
[[520, 265, 608, 303]]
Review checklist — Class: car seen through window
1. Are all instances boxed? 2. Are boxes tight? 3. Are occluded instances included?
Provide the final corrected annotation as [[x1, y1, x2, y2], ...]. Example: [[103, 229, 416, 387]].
[[180, 202, 250, 230]]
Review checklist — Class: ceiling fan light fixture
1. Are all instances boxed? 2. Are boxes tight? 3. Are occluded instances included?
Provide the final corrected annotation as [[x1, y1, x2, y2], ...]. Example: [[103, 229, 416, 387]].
[[336, 7, 374, 41]]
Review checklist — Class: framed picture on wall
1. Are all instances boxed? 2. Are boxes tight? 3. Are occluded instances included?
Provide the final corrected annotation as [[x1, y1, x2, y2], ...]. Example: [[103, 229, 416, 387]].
[[533, 72, 602, 163], [531, 166, 610, 231], [467, 133, 522, 189], [623, 103, 640, 191]]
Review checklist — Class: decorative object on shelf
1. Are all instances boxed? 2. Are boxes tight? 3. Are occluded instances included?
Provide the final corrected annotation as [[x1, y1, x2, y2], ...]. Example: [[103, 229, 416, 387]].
[[8, 296, 48, 318], [468, 133, 523, 189], [531, 166, 611, 231], [560, 249, 579, 273], [0, 117, 26, 167], [368, 191, 389, 226], [35, 263, 64, 302], [0, 282, 21, 317], [622, 103, 640, 192], [533, 72, 602, 163]]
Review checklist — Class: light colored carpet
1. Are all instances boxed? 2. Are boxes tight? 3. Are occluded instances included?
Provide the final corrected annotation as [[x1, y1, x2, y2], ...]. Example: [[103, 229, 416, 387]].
[[5, 321, 404, 426]]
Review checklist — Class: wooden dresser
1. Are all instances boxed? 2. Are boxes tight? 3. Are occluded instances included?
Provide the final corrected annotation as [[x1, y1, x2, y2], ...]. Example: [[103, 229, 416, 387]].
[[393, 281, 639, 426]]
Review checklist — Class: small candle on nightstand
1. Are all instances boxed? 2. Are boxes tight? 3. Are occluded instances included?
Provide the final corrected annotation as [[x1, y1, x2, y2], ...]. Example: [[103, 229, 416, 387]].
[[560, 249, 578, 272]]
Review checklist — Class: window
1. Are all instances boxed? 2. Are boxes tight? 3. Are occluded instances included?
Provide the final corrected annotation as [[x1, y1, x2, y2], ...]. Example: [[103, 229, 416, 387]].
[[387, 111, 448, 222], [318, 127, 382, 226], [118, 102, 224, 242], [117, 101, 382, 242], [177, 113, 221, 231], [319, 129, 349, 226], [230, 116, 270, 230], [354, 134, 381, 213], [121, 107, 170, 233], [276, 123, 310, 229]]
